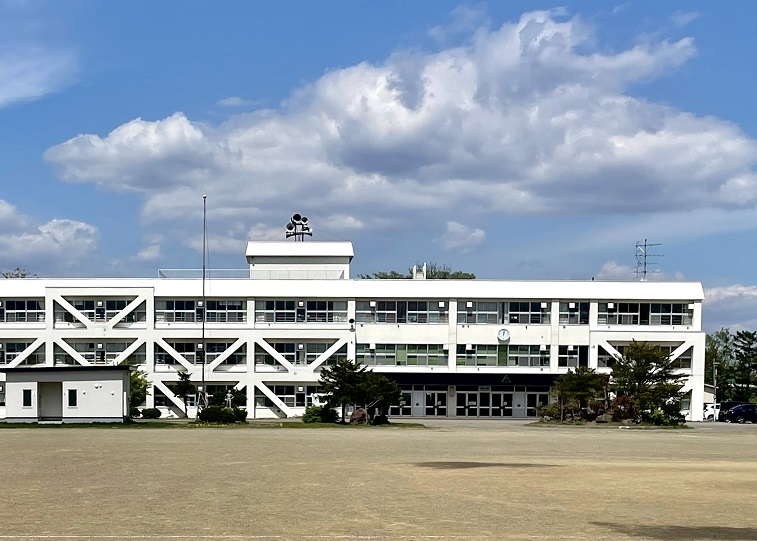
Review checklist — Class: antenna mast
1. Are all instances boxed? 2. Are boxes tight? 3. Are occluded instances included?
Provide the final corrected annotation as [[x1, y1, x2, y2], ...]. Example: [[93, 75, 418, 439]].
[[199, 194, 207, 411], [635, 239, 662, 281]]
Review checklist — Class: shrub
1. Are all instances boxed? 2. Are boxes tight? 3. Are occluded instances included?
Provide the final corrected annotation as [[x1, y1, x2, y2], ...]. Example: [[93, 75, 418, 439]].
[[232, 407, 247, 422], [611, 396, 637, 422], [142, 408, 161, 419], [302, 404, 338, 424], [538, 402, 561, 420], [129, 406, 142, 418], [198, 405, 237, 423]]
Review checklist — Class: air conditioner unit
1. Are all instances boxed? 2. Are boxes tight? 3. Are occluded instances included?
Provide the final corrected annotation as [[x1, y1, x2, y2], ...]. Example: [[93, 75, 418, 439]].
[[438, 301, 445, 308], [297, 343, 304, 350], [196, 343, 204, 350], [96, 343, 103, 350], [607, 303, 615, 310], [0, 385, 3, 392], [369, 343, 376, 350], [297, 386, 305, 392], [0, 301, 3, 307], [466, 301, 473, 309], [298, 301, 304, 307], [569, 302, 576, 309], [568, 345, 575, 352], [0, 343, 3, 350], [541, 302, 548, 309], [687, 303, 695, 310], [442, 344, 449, 350], [540, 345, 547, 352], [197, 300, 203, 307], [369, 301, 376, 308], [96, 300, 103, 307], [466, 344, 474, 351]]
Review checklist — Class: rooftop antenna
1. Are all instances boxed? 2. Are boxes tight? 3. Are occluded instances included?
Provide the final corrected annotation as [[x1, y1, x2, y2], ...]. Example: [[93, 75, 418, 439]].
[[286, 213, 312, 241], [635, 239, 662, 281]]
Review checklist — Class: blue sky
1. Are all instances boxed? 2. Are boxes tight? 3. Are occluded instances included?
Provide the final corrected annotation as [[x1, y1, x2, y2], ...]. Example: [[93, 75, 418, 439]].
[[1, 1, 756, 331]]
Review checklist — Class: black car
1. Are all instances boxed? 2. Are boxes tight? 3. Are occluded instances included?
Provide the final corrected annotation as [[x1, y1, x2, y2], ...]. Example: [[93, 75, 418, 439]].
[[717, 401, 750, 421], [724, 403, 757, 424]]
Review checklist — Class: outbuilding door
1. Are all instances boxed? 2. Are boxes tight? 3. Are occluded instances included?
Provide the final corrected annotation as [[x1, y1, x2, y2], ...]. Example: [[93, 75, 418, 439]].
[[38, 382, 63, 420]]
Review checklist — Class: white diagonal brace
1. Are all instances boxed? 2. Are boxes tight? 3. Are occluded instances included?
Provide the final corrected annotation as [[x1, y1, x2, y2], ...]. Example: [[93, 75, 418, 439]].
[[669, 341, 693, 361], [153, 380, 188, 412], [7, 338, 45, 368], [106, 295, 147, 330], [53, 339, 92, 366], [51, 294, 92, 328], [206, 338, 245, 371], [255, 382, 294, 417], [307, 338, 347, 371], [112, 338, 146, 366], [154, 338, 196, 371], [256, 339, 295, 372], [596, 339, 621, 360]]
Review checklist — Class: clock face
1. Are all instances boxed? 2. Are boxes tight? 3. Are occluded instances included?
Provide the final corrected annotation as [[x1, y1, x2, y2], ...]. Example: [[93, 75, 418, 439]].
[[497, 328, 510, 342]]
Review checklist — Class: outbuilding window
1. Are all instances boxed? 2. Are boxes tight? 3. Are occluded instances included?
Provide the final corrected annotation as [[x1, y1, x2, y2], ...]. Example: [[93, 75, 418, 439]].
[[22, 389, 32, 407], [68, 389, 78, 407]]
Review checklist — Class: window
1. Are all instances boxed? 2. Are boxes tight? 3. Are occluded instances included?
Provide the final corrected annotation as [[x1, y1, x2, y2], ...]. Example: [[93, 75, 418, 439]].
[[650, 303, 693, 326], [456, 344, 502, 366], [507, 302, 550, 324], [457, 301, 500, 324], [205, 300, 247, 323], [1, 299, 45, 323], [559, 302, 589, 325], [254, 300, 295, 323], [506, 345, 550, 367], [598, 302, 693, 326], [597, 345, 616, 368], [0, 342, 35, 365], [356, 300, 448, 324], [155, 300, 197, 323], [105, 299, 146, 323], [305, 343, 347, 366], [304, 301, 348, 323], [255, 342, 295, 368], [68, 389, 78, 407], [22, 389, 32, 407], [558, 345, 589, 367]]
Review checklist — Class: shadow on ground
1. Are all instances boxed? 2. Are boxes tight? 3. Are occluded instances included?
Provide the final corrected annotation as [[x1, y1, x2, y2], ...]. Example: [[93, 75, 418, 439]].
[[416, 461, 556, 469], [593, 522, 757, 540]]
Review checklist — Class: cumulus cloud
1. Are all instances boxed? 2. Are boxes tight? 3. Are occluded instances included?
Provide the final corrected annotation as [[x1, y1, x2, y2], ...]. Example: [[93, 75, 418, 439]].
[[0, 199, 98, 271], [704, 285, 757, 332], [43, 10, 757, 255], [436, 221, 485, 251], [595, 261, 684, 281]]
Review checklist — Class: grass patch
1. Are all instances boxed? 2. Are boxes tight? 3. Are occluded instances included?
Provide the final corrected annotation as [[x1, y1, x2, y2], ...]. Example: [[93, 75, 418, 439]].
[[527, 420, 690, 429], [0, 419, 426, 429]]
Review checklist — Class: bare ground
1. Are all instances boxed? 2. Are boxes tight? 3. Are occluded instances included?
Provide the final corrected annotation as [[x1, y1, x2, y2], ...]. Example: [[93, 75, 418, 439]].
[[1, 421, 756, 541]]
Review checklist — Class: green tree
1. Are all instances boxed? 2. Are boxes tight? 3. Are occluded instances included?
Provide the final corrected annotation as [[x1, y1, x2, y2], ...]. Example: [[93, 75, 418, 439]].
[[318, 358, 368, 422], [2, 268, 36, 278], [728, 330, 757, 402], [356, 371, 403, 423], [553, 366, 605, 421], [359, 262, 475, 280], [128, 369, 150, 408], [174, 371, 196, 416], [706, 328, 734, 388], [611, 341, 687, 424]]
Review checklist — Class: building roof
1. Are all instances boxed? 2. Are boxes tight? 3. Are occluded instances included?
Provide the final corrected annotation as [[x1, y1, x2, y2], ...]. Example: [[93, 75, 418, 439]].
[[245, 241, 354, 259]]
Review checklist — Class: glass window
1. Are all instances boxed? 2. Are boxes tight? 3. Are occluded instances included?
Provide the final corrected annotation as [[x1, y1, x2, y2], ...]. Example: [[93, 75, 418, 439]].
[[68, 389, 77, 407], [558, 302, 589, 325], [22, 389, 32, 407]]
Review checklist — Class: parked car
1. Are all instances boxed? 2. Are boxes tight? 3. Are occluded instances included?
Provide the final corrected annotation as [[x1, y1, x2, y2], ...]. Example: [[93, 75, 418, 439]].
[[724, 403, 757, 424], [704, 403, 718, 421], [717, 401, 750, 422]]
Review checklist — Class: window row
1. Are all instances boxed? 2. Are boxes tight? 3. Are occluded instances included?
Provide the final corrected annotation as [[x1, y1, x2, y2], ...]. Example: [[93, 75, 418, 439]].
[[458, 302, 551, 325], [597, 303, 693, 326], [355, 301, 448, 324], [0, 300, 45, 322], [254, 342, 347, 367]]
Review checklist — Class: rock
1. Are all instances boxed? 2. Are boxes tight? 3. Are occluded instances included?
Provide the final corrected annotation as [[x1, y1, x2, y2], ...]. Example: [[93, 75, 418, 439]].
[[595, 414, 608, 423], [621, 418, 634, 426], [349, 407, 368, 424]]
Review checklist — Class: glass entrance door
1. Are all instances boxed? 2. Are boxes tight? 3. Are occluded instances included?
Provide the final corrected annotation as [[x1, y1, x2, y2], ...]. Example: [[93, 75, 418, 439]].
[[491, 393, 513, 417], [425, 391, 447, 416], [456, 392, 478, 416], [526, 392, 550, 417]]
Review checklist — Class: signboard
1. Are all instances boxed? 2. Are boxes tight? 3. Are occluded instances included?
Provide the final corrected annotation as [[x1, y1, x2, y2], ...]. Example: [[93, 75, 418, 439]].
[[479, 386, 491, 392]]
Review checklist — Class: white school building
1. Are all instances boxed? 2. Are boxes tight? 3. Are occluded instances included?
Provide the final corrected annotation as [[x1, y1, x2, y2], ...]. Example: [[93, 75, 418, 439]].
[[0, 239, 706, 421]]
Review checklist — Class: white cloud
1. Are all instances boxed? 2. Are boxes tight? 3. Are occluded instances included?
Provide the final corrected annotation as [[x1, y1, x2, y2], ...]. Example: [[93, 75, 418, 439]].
[[43, 10, 757, 258], [595, 261, 684, 281], [429, 5, 490, 43], [216, 96, 255, 107], [671, 11, 699, 28], [436, 221, 485, 251], [0, 200, 98, 272], [704, 285, 757, 332], [133, 244, 161, 262]]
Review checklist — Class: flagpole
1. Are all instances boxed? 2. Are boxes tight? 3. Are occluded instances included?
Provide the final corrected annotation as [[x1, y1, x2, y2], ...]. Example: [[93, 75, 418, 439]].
[[200, 194, 207, 411]]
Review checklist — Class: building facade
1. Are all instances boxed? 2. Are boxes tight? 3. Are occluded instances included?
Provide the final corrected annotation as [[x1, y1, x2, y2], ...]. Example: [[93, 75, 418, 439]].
[[0, 240, 706, 421]]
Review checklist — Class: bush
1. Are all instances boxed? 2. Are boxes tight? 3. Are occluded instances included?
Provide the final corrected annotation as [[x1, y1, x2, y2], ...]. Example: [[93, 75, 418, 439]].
[[302, 404, 338, 424], [198, 405, 237, 423], [232, 407, 247, 422], [611, 396, 637, 422], [142, 408, 161, 419], [129, 406, 142, 418], [538, 402, 561, 420]]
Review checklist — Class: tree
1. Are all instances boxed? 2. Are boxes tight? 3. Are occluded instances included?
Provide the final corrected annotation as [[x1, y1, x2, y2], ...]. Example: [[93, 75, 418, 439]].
[[553, 366, 605, 421], [728, 330, 757, 402], [611, 341, 687, 424], [359, 262, 475, 280], [174, 371, 196, 416], [128, 369, 150, 408], [355, 371, 402, 423], [2, 268, 36, 278], [706, 328, 734, 388], [318, 358, 368, 422]]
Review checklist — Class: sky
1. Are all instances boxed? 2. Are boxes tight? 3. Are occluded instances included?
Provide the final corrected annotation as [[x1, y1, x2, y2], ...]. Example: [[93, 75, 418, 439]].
[[1, 1, 756, 332]]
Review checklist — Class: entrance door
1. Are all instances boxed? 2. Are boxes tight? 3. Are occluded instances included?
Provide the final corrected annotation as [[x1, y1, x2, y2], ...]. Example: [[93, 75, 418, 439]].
[[389, 391, 413, 417], [456, 392, 478, 416], [512, 392, 527, 418], [411, 390, 425, 416], [527, 393, 550, 417], [491, 393, 513, 417], [38, 382, 63, 420], [425, 391, 447, 416]]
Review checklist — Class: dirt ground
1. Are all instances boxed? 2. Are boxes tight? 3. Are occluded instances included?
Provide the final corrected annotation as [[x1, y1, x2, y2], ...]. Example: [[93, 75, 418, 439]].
[[1, 421, 756, 541]]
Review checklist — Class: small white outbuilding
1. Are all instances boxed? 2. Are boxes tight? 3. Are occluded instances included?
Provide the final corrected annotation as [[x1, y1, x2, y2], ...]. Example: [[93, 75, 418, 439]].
[[0, 366, 131, 423]]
